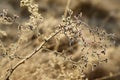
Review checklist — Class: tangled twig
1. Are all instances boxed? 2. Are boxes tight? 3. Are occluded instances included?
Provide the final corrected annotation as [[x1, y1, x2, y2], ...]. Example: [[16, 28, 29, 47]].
[[5, 30, 61, 80]]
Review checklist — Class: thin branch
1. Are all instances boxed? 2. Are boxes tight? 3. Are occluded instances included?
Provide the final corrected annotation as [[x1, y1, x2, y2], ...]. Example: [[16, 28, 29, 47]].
[[64, 0, 71, 18], [5, 30, 61, 80], [95, 72, 120, 80]]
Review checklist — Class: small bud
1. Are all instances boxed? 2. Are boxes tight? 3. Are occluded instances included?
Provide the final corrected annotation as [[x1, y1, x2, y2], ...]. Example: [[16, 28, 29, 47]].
[[13, 15, 19, 20], [104, 59, 108, 63], [93, 64, 97, 67], [79, 12, 82, 18], [101, 50, 105, 55], [29, 25, 33, 30]]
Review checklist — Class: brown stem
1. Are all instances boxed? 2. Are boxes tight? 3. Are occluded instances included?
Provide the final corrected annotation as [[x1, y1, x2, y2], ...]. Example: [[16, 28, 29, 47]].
[[5, 30, 61, 80], [95, 72, 120, 80], [64, 0, 71, 18]]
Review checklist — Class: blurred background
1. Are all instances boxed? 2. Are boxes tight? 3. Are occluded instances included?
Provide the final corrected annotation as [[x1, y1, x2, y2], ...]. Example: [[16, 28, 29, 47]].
[[0, 0, 120, 80]]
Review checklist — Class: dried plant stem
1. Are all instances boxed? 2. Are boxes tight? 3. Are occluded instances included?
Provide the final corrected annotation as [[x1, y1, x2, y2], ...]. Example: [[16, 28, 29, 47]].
[[5, 30, 61, 80], [64, 0, 71, 18], [95, 72, 120, 80]]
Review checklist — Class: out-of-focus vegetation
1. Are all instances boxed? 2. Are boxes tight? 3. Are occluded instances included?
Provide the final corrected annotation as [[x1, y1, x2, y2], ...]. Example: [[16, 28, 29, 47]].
[[0, 0, 120, 80]]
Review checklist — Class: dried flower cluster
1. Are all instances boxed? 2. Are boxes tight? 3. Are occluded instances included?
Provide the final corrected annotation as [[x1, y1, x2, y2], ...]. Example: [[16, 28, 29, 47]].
[[19, 0, 43, 43], [0, 0, 114, 80], [49, 9, 111, 79], [0, 9, 18, 25]]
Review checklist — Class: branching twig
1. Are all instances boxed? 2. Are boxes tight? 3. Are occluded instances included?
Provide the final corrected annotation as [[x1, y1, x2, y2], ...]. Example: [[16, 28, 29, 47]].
[[5, 30, 61, 80], [64, 0, 71, 18]]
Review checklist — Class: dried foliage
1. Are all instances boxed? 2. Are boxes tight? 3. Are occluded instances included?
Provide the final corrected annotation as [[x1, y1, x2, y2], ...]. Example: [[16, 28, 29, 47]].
[[0, 0, 116, 80]]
